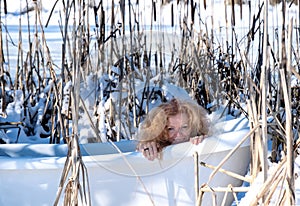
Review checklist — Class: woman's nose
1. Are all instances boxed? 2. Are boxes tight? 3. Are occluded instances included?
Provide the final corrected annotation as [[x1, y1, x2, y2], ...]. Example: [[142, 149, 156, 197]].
[[169, 129, 179, 139], [173, 129, 184, 137]]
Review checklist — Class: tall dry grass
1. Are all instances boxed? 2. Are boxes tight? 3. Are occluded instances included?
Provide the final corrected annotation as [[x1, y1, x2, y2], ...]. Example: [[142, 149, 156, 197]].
[[0, 0, 299, 205]]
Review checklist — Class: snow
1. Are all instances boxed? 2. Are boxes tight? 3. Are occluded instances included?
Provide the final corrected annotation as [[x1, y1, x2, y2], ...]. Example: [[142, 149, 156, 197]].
[[0, 0, 299, 205]]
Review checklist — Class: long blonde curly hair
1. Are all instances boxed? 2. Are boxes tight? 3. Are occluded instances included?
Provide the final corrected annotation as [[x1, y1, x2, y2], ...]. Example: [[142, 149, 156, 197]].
[[137, 98, 210, 151]]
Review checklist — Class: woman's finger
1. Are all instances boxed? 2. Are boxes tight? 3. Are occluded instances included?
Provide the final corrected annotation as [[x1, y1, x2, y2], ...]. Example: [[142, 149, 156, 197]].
[[147, 142, 157, 160], [150, 141, 158, 159], [190, 135, 206, 145], [141, 142, 153, 161], [190, 137, 198, 145], [137, 141, 160, 160]]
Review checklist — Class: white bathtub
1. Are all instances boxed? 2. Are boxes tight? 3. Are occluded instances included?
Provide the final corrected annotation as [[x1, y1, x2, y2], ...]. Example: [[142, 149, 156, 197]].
[[0, 117, 250, 206]]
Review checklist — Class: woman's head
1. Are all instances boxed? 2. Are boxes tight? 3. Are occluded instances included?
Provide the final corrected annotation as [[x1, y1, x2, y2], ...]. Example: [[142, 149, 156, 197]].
[[137, 98, 210, 149]]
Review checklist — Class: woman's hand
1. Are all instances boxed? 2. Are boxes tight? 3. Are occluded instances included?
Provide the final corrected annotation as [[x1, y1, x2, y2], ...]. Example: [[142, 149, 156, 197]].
[[189, 135, 207, 145], [137, 141, 159, 161]]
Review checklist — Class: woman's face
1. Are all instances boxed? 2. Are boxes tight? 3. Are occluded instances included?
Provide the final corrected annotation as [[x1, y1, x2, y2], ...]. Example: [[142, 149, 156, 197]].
[[167, 112, 191, 144]]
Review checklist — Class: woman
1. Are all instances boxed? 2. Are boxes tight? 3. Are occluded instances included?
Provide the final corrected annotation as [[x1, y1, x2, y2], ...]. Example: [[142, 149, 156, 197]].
[[136, 98, 210, 160]]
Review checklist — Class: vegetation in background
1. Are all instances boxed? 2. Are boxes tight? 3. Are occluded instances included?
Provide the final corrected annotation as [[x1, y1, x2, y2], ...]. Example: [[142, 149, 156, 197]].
[[0, 0, 299, 205]]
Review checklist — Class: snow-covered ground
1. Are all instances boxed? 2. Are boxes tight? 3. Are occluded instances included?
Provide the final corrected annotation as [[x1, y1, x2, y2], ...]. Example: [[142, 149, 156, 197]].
[[0, 0, 299, 205]]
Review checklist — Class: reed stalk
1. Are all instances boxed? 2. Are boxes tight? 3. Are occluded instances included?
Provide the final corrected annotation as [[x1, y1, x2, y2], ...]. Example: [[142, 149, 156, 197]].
[[200, 161, 251, 183], [260, 0, 269, 189]]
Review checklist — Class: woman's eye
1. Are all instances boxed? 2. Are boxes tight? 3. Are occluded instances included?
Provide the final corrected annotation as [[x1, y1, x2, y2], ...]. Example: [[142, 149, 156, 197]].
[[168, 127, 175, 131], [181, 125, 189, 130]]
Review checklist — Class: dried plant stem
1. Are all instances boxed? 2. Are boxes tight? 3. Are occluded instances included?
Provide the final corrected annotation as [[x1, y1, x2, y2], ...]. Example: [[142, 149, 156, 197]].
[[54, 145, 72, 205], [197, 184, 217, 206], [260, 0, 270, 190], [250, 157, 287, 205], [285, 17, 295, 206], [199, 186, 249, 193], [200, 161, 251, 183], [0, 26, 5, 114], [246, 83, 261, 178], [265, 167, 286, 205]]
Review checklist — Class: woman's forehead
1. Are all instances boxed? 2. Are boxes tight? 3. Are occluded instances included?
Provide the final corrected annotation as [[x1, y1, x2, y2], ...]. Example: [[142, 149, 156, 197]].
[[168, 113, 189, 124]]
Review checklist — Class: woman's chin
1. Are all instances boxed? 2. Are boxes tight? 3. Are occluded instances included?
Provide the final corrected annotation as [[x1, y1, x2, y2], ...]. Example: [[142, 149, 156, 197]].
[[172, 137, 189, 144]]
